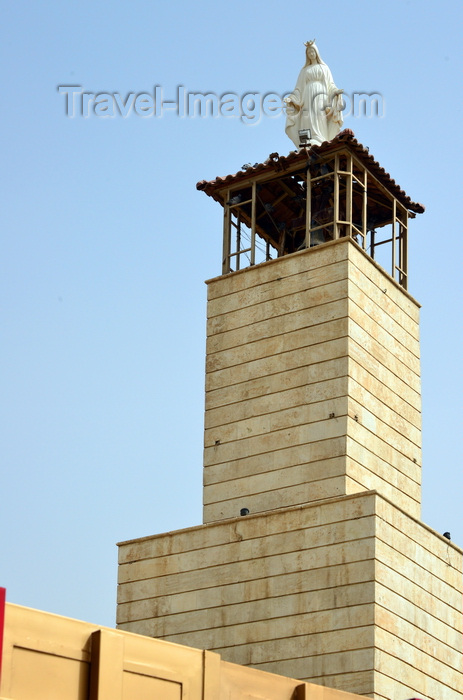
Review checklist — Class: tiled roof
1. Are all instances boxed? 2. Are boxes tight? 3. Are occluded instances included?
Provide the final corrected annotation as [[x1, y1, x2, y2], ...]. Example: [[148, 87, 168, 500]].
[[196, 130, 425, 214]]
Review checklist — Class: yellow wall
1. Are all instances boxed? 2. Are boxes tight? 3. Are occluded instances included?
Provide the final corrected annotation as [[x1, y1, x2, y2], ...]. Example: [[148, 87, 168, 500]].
[[1, 602, 365, 700]]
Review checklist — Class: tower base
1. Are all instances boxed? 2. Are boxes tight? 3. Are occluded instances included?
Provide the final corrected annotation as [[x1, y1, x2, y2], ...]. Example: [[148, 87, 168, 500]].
[[117, 491, 463, 700]]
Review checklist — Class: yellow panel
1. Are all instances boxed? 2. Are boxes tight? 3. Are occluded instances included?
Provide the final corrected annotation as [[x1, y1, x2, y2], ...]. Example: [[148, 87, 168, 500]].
[[11, 648, 89, 700], [122, 671, 181, 700]]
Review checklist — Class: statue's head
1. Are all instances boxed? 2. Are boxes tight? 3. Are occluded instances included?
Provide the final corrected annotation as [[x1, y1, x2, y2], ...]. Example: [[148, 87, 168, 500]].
[[304, 40, 322, 65]]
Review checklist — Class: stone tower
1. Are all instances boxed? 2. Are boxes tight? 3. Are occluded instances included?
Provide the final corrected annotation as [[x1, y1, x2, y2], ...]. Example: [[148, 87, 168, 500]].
[[117, 132, 463, 700]]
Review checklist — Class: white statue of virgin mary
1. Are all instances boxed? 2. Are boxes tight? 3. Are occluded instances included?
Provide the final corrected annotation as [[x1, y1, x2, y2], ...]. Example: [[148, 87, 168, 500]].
[[285, 41, 344, 147]]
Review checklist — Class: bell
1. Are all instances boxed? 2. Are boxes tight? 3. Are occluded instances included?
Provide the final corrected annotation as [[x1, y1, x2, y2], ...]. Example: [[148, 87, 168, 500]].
[[310, 228, 326, 247]]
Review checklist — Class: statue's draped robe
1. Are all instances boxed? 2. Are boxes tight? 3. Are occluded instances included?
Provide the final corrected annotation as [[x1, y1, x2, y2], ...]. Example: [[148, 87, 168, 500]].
[[285, 62, 343, 147]]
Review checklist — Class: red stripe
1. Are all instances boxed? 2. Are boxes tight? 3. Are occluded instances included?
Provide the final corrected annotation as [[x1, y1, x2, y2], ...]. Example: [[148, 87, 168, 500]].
[[0, 588, 5, 682]]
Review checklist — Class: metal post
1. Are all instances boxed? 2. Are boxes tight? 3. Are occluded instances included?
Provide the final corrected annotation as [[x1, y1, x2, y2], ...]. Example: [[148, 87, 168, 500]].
[[305, 166, 312, 248], [334, 155, 340, 239], [392, 198, 397, 282], [250, 181, 256, 265], [362, 167, 367, 249], [222, 189, 231, 274], [403, 212, 408, 290]]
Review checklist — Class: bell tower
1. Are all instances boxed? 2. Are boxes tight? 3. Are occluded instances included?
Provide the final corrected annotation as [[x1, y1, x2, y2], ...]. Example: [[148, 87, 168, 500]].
[[117, 132, 463, 700], [198, 131, 422, 525]]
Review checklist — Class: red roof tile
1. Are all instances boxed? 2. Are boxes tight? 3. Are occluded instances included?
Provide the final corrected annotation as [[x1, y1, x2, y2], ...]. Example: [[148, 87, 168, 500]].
[[196, 130, 425, 214]]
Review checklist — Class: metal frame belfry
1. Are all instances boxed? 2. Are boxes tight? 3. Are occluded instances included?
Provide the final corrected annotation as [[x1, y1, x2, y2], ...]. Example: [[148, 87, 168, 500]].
[[219, 146, 412, 289], [222, 182, 269, 274]]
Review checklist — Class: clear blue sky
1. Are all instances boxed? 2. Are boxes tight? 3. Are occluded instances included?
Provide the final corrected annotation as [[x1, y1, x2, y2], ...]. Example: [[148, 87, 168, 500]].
[[1, 0, 461, 628]]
